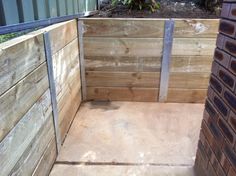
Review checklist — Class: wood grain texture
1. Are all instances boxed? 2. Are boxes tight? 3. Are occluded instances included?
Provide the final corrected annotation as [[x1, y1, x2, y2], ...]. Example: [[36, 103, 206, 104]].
[[82, 19, 165, 38], [52, 38, 80, 98], [0, 63, 49, 142], [167, 89, 207, 103], [86, 71, 160, 88], [9, 114, 55, 176], [169, 72, 210, 89], [32, 138, 57, 176], [174, 19, 219, 38], [0, 90, 52, 176], [85, 56, 161, 72], [47, 20, 78, 54], [170, 56, 213, 72], [0, 34, 45, 96], [84, 38, 216, 57], [82, 18, 219, 38], [87, 87, 159, 102], [58, 80, 82, 142], [172, 38, 216, 56], [84, 37, 163, 57]]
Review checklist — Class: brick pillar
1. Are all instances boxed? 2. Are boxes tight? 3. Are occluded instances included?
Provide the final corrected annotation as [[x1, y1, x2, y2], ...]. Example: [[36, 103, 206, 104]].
[[194, 1, 236, 176]]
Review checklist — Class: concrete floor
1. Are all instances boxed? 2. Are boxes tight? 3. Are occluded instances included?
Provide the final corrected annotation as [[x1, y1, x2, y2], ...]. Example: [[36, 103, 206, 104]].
[[50, 101, 204, 176]]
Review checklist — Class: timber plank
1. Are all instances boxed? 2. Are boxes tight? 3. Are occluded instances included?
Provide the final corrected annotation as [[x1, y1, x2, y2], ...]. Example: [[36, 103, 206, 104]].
[[32, 138, 57, 176], [0, 34, 45, 96], [0, 90, 52, 176], [170, 56, 213, 72], [85, 55, 212, 73], [84, 37, 163, 58], [52, 38, 80, 94], [47, 20, 78, 54], [0, 63, 49, 142], [58, 82, 82, 142], [85, 56, 161, 72], [172, 38, 216, 56], [169, 72, 210, 89], [167, 89, 207, 103], [82, 18, 219, 38], [9, 114, 55, 176], [86, 71, 160, 88], [84, 38, 216, 57], [87, 87, 159, 102], [174, 19, 219, 38], [82, 19, 165, 38]]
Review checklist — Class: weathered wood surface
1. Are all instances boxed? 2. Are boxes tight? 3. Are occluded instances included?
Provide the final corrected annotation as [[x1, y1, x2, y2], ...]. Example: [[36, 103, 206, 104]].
[[85, 56, 161, 72], [87, 87, 159, 102], [83, 18, 216, 103], [170, 56, 213, 72], [86, 71, 160, 88], [84, 38, 216, 57], [0, 63, 49, 142], [50, 35, 82, 142], [48, 20, 78, 54], [82, 18, 219, 38], [32, 138, 57, 176], [169, 73, 210, 89], [85, 55, 212, 73], [84, 38, 163, 57], [0, 90, 52, 176], [167, 89, 207, 103], [9, 113, 55, 176], [0, 33, 45, 96], [58, 74, 82, 141]]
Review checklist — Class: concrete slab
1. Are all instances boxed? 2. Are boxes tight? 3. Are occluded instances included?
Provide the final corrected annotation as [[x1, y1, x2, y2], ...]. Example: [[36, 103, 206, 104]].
[[51, 101, 204, 175]]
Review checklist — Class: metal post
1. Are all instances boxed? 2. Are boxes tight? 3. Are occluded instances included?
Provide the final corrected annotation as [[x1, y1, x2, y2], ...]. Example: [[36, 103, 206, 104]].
[[159, 20, 175, 102], [43, 32, 61, 153], [78, 20, 87, 101]]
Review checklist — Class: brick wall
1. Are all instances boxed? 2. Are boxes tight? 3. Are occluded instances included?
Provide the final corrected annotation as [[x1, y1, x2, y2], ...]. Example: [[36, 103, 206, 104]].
[[194, 1, 236, 176]]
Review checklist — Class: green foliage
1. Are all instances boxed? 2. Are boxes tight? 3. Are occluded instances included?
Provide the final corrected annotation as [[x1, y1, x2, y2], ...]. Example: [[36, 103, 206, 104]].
[[0, 33, 18, 43], [112, 0, 160, 12]]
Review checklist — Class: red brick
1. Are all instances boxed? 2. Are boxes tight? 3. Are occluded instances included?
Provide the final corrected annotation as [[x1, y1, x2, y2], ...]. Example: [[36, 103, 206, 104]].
[[210, 151, 227, 176], [220, 153, 231, 174], [224, 36, 236, 57], [212, 61, 220, 78], [208, 161, 218, 176], [221, 3, 231, 18], [229, 4, 236, 21], [218, 118, 235, 145], [213, 92, 230, 118], [229, 56, 236, 75], [202, 121, 215, 147], [229, 111, 236, 133], [223, 142, 236, 170], [217, 34, 226, 49], [223, 89, 236, 113], [205, 99, 219, 120], [210, 75, 224, 95], [214, 48, 231, 68], [217, 64, 236, 91], [219, 19, 236, 38], [228, 167, 236, 176]]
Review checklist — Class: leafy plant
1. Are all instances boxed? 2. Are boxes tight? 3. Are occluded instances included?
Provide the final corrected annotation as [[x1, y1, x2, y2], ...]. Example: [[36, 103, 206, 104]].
[[112, 0, 160, 12], [0, 33, 18, 43]]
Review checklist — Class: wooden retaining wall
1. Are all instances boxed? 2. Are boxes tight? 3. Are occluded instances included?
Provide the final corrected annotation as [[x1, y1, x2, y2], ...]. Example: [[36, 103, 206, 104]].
[[82, 18, 219, 103], [0, 20, 81, 176]]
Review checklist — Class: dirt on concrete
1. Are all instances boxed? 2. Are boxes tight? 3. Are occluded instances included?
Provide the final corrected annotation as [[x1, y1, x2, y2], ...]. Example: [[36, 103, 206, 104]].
[[96, 0, 219, 18]]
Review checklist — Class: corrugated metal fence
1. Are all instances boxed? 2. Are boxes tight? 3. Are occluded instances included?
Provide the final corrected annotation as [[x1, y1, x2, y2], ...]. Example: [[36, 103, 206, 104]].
[[0, 0, 98, 26]]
